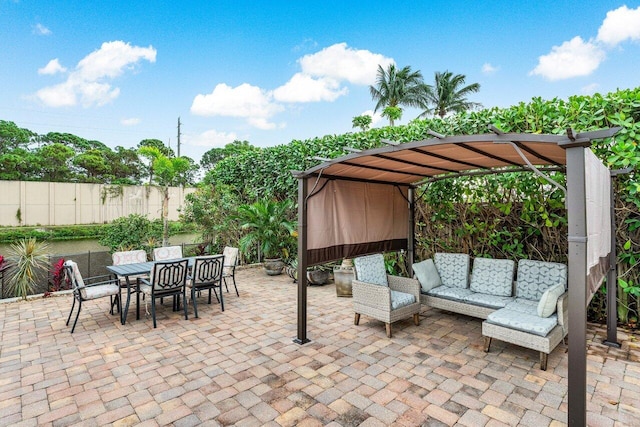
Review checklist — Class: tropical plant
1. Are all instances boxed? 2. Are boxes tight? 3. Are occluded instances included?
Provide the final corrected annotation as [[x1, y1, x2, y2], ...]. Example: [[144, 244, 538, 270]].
[[48, 258, 68, 293], [6, 238, 49, 299], [421, 70, 481, 118], [369, 64, 428, 126], [235, 199, 296, 261]]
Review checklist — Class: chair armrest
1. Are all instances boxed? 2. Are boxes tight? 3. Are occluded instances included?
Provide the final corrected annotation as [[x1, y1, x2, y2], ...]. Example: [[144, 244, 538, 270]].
[[83, 274, 118, 287], [352, 279, 391, 310], [557, 292, 568, 331], [137, 277, 151, 286], [388, 275, 421, 299]]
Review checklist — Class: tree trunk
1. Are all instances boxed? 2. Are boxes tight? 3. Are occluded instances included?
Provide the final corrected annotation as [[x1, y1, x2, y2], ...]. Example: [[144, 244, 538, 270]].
[[162, 186, 169, 247]]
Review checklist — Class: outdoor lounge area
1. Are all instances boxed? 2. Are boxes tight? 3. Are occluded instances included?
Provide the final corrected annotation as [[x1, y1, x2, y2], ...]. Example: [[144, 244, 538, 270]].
[[1, 266, 639, 426]]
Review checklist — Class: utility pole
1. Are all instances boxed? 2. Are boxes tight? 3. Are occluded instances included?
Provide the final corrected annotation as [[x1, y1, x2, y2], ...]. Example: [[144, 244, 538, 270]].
[[177, 117, 182, 157]]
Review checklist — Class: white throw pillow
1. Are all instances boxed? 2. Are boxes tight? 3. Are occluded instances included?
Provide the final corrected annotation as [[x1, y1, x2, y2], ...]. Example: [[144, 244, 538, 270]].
[[537, 283, 565, 317], [413, 259, 442, 293]]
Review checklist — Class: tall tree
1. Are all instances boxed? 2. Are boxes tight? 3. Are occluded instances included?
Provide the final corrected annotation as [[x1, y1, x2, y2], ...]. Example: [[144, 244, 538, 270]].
[[200, 140, 255, 172], [421, 71, 481, 118], [138, 146, 190, 246], [369, 64, 428, 126]]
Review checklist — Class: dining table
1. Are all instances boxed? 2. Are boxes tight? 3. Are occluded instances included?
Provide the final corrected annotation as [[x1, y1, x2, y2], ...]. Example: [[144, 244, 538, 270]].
[[106, 257, 196, 325]]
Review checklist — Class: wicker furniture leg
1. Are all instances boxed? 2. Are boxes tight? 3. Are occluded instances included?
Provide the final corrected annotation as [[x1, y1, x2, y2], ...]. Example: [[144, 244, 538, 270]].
[[385, 323, 391, 338], [354, 313, 360, 325], [484, 336, 492, 352], [413, 313, 420, 325], [540, 353, 548, 371]]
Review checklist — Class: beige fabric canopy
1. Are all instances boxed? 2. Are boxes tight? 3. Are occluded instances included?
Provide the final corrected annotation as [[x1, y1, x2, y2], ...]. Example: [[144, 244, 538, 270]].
[[293, 127, 621, 427]]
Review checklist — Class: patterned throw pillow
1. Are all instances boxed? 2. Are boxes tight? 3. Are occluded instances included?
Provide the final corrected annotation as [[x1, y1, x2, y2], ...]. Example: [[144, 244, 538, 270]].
[[413, 259, 442, 293], [354, 254, 388, 287]]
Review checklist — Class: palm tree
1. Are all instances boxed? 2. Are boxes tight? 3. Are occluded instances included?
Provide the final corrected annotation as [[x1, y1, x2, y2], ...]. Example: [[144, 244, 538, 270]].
[[422, 71, 481, 118], [369, 64, 428, 126]]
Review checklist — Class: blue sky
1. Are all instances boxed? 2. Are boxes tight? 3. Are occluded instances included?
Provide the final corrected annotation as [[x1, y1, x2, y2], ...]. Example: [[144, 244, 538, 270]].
[[2, 1, 640, 163]]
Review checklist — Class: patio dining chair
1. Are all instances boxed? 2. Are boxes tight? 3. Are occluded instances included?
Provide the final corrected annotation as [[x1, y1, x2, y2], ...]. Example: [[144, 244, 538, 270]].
[[222, 246, 239, 296], [187, 255, 225, 317], [63, 260, 121, 333], [137, 259, 189, 328], [112, 249, 148, 284], [153, 245, 183, 261]]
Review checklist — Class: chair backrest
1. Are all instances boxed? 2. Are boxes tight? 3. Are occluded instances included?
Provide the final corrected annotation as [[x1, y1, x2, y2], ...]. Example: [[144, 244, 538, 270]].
[[153, 246, 183, 261], [149, 259, 189, 293], [192, 255, 224, 286], [353, 254, 388, 286], [222, 246, 239, 275], [63, 260, 87, 299], [516, 259, 568, 301], [112, 250, 147, 266]]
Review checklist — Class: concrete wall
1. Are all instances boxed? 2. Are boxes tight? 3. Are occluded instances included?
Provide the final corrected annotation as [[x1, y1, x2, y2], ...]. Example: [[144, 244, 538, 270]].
[[0, 181, 196, 226]]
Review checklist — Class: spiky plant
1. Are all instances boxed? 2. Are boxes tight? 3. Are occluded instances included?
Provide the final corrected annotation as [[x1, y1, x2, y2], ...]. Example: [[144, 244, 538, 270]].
[[7, 238, 49, 299]]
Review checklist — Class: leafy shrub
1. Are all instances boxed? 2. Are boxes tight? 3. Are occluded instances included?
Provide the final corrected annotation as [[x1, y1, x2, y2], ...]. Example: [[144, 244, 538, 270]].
[[98, 214, 163, 253]]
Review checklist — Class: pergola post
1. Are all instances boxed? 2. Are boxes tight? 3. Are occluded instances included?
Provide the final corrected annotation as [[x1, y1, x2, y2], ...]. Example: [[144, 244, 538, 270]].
[[407, 187, 415, 275], [566, 146, 588, 427], [295, 177, 310, 344]]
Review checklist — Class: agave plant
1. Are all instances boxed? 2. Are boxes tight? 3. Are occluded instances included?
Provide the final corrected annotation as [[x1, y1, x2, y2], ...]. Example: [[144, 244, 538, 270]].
[[7, 238, 49, 300]]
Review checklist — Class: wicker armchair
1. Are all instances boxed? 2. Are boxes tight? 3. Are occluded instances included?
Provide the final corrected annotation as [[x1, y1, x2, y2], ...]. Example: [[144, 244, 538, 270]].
[[352, 254, 421, 338]]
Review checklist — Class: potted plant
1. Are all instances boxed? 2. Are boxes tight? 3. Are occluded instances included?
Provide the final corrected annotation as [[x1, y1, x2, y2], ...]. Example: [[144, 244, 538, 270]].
[[236, 199, 296, 275]]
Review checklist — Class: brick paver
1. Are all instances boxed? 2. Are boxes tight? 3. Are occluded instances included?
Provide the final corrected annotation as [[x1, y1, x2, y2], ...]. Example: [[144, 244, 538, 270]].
[[1, 266, 639, 426]]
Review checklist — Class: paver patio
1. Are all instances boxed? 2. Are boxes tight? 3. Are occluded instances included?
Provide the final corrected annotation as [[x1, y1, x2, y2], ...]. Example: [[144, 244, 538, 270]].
[[1, 266, 639, 426]]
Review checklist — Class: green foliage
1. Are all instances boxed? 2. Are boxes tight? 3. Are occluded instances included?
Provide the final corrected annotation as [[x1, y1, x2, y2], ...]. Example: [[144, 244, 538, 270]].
[[235, 199, 296, 261], [98, 214, 163, 253], [352, 115, 372, 131], [6, 238, 49, 299], [421, 70, 481, 118], [382, 106, 403, 124]]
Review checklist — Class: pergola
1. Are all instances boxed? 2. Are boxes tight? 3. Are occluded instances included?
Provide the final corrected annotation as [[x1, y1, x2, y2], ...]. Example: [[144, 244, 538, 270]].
[[292, 126, 622, 426]]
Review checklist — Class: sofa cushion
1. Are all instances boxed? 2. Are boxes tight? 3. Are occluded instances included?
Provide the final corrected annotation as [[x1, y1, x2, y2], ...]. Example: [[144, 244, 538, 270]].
[[505, 298, 539, 315], [426, 285, 473, 302], [537, 283, 565, 317], [487, 308, 558, 337], [516, 259, 567, 301], [434, 253, 470, 289], [390, 290, 417, 310], [413, 259, 442, 293], [462, 292, 514, 309], [354, 254, 388, 286], [469, 258, 515, 297]]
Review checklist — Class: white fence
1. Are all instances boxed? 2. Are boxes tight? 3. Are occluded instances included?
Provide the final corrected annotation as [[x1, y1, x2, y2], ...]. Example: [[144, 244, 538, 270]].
[[0, 181, 196, 226]]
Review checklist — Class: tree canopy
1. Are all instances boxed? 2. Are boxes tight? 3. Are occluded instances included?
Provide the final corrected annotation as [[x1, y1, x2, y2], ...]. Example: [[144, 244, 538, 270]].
[[369, 64, 428, 126]]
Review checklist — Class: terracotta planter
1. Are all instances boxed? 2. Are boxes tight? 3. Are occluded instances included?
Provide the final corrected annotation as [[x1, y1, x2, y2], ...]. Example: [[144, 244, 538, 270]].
[[263, 257, 284, 275]]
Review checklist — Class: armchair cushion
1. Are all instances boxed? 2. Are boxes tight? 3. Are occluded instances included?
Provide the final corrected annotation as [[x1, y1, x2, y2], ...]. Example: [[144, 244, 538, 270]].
[[354, 254, 388, 287], [390, 290, 416, 310], [413, 259, 441, 293], [434, 253, 470, 289], [537, 283, 565, 317], [470, 257, 515, 296], [84, 284, 120, 300]]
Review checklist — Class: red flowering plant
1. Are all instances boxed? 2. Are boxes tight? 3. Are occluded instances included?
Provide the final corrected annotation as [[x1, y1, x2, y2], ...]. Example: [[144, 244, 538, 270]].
[[46, 258, 68, 296], [0, 255, 4, 265]]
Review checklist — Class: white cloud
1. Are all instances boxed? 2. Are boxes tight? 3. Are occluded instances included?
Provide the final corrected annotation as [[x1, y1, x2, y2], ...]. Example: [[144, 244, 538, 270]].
[[191, 83, 284, 130], [299, 42, 394, 85], [184, 130, 237, 147], [273, 73, 348, 103], [121, 117, 140, 126], [529, 36, 605, 81], [38, 58, 67, 75], [33, 23, 51, 36], [581, 83, 600, 95], [35, 41, 156, 107], [597, 5, 640, 46], [481, 63, 498, 75]]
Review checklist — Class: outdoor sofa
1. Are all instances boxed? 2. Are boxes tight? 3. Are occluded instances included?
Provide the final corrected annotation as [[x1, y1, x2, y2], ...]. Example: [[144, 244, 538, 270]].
[[415, 253, 568, 370]]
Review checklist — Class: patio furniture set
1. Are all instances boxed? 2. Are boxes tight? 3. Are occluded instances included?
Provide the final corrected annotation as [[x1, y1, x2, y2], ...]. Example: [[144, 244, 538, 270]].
[[352, 252, 568, 370], [63, 246, 239, 333]]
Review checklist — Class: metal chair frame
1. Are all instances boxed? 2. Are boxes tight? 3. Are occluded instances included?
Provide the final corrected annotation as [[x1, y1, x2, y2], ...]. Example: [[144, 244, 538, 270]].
[[138, 259, 189, 328], [189, 255, 225, 317]]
